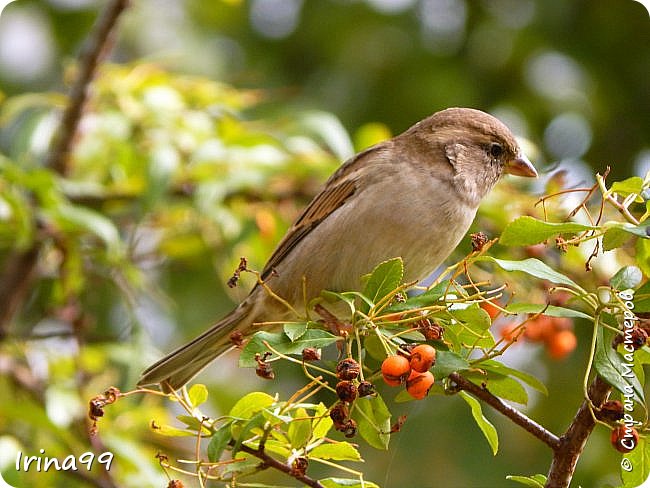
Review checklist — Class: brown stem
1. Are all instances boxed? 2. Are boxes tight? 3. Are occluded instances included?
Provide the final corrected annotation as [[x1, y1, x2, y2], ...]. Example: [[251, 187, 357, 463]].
[[449, 372, 561, 450], [544, 376, 611, 488], [237, 444, 325, 488], [0, 0, 130, 337]]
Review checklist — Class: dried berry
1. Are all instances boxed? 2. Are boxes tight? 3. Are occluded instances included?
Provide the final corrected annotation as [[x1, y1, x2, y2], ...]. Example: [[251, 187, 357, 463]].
[[357, 381, 376, 397], [418, 319, 444, 341], [329, 402, 349, 428], [409, 344, 436, 373], [611, 425, 639, 453], [255, 352, 275, 380], [470, 231, 489, 252], [291, 457, 309, 477], [168, 480, 185, 488], [406, 370, 435, 400], [390, 415, 407, 433], [302, 347, 321, 361], [630, 327, 649, 350], [230, 330, 244, 347], [340, 418, 357, 438], [336, 358, 361, 380], [598, 400, 625, 422], [381, 355, 411, 387], [336, 381, 358, 403]]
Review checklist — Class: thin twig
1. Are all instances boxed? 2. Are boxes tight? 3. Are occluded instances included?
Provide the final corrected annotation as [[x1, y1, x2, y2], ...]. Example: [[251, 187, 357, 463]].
[[449, 372, 561, 450], [237, 444, 325, 488]]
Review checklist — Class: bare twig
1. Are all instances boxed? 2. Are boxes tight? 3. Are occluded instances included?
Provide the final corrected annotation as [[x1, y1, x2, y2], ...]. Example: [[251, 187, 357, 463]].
[[0, 0, 130, 336], [449, 372, 561, 450], [545, 376, 611, 488]]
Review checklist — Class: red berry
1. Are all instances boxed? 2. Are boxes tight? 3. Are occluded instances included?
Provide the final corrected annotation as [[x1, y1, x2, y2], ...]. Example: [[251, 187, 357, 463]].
[[611, 425, 639, 453], [547, 330, 577, 359]]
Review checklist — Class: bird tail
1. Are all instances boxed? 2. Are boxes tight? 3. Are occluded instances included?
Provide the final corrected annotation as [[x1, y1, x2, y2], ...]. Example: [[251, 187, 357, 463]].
[[137, 303, 255, 392]]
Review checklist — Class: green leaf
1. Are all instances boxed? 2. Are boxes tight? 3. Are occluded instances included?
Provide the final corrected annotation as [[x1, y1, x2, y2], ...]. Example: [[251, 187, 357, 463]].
[[207, 423, 232, 462], [460, 391, 499, 455], [150, 421, 198, 437], [610, 266, 643, 291], [312, 403, 334, 440], [352, 394, 391, 450], [384, 281, 449, 313], [499, 216, 596, 246], [480, 360, 548, 396], [505, 303, 592, 321], [320, 478, 380, 488], [239, 330, 338, 367], [309, 442, 362, 461], [603, 227, 633, 251], [284, 322, 307, 341], [431, 350, 470, 378], [54, 204, 124, 259], [611, 176, 645, 202], [465, 371, 528, 405], [362, 257, 404, 313], [229, 392, 275, 419], [594, 327, 644, 404], [187, 384, 208, 408], [636, 239, 650, 279], [287, 407, 312, 449], [447, 304, 495, 349], [478, 257, 579, 289], [621, 437, 650, 488], [506, 474, 547, 487]]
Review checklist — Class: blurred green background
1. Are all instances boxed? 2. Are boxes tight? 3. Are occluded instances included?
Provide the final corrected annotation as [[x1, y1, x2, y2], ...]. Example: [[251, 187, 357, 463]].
[[0, 0, 649, 487]]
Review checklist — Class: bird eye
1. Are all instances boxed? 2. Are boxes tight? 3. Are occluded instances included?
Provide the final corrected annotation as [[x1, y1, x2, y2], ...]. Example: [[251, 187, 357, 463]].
[[489, 143, 504, 159]]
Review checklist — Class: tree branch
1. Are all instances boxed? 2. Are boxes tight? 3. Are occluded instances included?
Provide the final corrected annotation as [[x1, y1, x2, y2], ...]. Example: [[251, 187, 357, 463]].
[[449, 372, 561, 450], [0, 0, 130, 337], [237, 444, 325, 488], [545, 376, 611, 488]]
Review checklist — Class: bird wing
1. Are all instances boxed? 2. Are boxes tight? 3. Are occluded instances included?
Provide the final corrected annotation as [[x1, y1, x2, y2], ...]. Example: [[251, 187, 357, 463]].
[[260, 145, 382, 279]]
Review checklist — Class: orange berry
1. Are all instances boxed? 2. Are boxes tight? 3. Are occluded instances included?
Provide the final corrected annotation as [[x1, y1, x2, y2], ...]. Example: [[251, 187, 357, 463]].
[[381, 355, 411, 387], [547, 330, 577, 359], [406, 370, 435, 400], [480, 300, 501, 320], [611, 425, 639, 453], [409, 344, 436, 373], [500, 322, 520, 342], [524, 315, 554, 342]]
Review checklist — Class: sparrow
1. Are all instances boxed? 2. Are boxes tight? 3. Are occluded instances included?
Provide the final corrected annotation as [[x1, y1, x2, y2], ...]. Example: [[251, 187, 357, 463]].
[[138, 107, 537, 391]]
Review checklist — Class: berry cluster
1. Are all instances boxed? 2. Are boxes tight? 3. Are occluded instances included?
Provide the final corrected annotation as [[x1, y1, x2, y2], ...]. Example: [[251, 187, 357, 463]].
[[381, 344, 436, 400], [329, 358, 375, 438]]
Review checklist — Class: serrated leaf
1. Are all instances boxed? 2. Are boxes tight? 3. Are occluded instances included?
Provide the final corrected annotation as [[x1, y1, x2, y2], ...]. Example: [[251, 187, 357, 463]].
[[448, 304, 495, 349], [506, 474, 547, 487], [611, 176, 645, 202], [431, 350, 470, 378], [505, 303, 591, 321], [320, 478, 380, 488], [478, 257, 579, 289], [610, 266, 643, 290], [312, 403, 334, 440], [229, 391, 275, 419], [207, 423, 232, 462], [499, 216, 595, 246], [352, 394, 391, 450], [187, 384, 208, 408], [309, 442, 362, 461], [465, 371, 528, 405], [460, 391, 499, 455], [621, 437, 650, 488], [284, 322, 307, 341], [287, 407, 311, 449], [383, 281, 449, 313], [594, 327, 644, 404], [362, 257, 404, 313], [480, 360, 548, 396], [239, 330, 338, 367]]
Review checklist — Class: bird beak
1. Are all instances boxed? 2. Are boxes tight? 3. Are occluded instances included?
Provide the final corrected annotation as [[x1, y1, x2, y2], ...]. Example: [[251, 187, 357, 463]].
[[505, 153, 538, 178]]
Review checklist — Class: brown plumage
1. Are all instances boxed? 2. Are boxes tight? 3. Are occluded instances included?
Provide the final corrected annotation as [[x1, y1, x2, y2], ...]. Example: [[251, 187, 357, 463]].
[[138, 107, 537, 391]]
